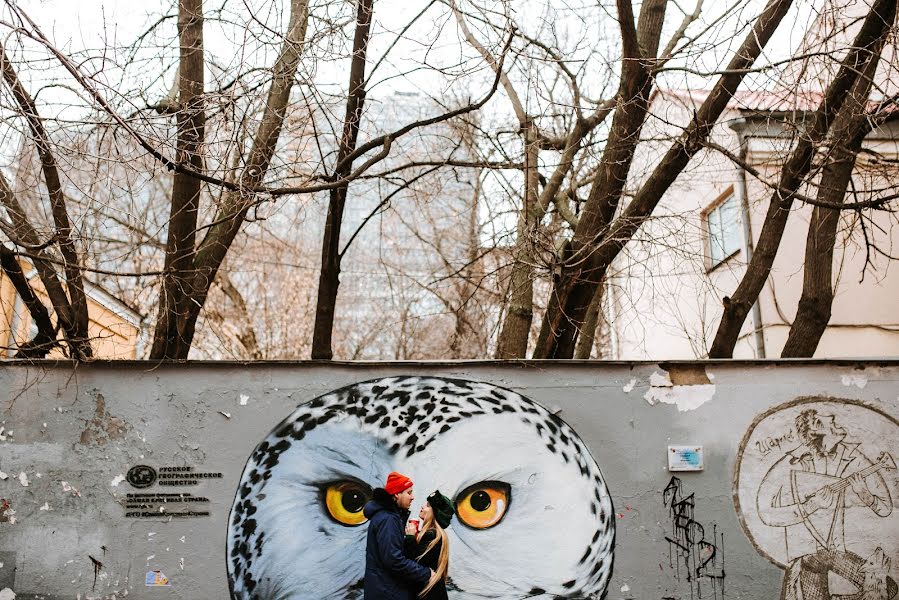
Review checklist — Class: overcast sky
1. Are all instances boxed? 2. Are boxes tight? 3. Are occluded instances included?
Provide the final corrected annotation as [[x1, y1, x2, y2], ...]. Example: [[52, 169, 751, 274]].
[[9, 0, 819, 142]]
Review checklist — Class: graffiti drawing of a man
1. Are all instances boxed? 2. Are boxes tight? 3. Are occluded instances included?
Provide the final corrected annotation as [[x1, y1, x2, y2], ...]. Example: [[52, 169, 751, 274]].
[[756, 409, 895, 600]]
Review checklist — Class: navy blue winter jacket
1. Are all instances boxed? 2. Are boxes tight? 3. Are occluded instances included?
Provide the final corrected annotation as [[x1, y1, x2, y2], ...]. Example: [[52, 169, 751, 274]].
[[363, 488, 432, 599]]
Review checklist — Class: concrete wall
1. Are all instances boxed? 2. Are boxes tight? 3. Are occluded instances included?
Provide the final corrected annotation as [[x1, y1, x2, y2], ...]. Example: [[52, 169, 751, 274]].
[[0, 361, 897, 599]]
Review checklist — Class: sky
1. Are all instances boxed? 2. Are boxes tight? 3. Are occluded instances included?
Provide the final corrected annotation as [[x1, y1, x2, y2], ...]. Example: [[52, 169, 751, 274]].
[[16, 0, 817, 108]]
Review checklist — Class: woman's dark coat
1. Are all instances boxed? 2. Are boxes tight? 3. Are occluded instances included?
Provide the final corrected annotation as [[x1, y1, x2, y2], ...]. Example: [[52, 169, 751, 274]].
[[405, 529, 448, 600], [363, 488, 431, 600]]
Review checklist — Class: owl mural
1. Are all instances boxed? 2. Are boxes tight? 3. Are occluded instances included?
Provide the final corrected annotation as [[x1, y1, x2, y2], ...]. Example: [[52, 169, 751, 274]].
[[227, 376, 615, 599]]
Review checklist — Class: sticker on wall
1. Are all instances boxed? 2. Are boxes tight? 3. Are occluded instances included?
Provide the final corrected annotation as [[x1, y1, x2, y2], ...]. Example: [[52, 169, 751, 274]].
[[145, 570, 170, 586], [668, 445, 704, 471], [127, 465, 157, 488], [226, 376, 615, 599], [734, 397, 899, 600]]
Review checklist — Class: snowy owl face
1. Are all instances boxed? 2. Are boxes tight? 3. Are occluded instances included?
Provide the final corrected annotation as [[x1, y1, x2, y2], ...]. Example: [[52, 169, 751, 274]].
[[227, 376, 614, 599]]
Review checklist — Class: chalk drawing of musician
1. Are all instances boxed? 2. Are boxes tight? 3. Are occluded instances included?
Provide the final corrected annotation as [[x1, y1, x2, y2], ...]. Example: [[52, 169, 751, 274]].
[[756, 408, 897, 600]]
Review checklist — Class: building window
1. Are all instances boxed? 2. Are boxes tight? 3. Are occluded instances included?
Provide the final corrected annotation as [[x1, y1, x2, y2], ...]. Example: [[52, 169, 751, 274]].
[[704, 192, 741, 269]]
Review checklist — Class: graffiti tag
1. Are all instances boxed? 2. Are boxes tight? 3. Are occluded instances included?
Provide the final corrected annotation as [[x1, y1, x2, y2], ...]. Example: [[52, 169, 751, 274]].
[[663, 476, 725, 599]]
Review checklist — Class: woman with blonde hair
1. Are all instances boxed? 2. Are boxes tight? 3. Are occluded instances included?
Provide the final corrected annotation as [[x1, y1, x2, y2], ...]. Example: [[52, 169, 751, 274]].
[[405, 490, 454, 600]]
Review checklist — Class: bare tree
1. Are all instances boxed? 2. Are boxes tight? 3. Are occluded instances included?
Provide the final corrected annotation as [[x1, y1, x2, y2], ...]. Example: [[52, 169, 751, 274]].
[[150, 0, 311, 359], [311, 0, 374, 360], [0, 42, 92, 358], [532, 0, 794, 358], [709, 0, 897, 358], [780, 57, 892, 357], [3, 0, 895, 363]]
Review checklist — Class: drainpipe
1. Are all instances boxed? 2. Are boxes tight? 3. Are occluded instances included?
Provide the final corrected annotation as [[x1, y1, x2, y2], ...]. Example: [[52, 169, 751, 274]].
[[8, 291, 24, 357], [728, 118, 766, 358], [605, 278, 619, 360]]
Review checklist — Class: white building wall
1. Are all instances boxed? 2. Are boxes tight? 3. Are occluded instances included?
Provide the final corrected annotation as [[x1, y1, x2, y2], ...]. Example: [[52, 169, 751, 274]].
[[608, 93, 899, 360]]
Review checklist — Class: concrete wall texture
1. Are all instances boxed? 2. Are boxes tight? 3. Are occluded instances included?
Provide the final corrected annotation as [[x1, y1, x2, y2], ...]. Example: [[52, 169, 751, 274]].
[[0, 361, 897, 600]]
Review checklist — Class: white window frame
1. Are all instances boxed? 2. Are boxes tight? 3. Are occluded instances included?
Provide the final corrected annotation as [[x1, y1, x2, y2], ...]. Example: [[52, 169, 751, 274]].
[[703, 189, 741, 271]]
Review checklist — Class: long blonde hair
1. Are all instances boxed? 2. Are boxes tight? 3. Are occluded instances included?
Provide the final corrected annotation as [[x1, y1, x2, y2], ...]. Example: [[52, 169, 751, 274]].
[[416, 510, 449, 597]]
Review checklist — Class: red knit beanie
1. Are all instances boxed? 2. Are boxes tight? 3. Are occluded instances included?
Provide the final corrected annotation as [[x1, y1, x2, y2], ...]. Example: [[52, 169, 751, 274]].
[[384, 471, 413, 495]]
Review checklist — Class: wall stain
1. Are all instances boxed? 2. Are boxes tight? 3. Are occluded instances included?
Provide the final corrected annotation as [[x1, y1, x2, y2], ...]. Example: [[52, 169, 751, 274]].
[[79, 393, 129, 446]]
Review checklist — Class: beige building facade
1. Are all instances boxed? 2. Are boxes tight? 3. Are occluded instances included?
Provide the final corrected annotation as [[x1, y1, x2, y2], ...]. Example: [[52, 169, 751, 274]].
[[0, 260, 144, 359]]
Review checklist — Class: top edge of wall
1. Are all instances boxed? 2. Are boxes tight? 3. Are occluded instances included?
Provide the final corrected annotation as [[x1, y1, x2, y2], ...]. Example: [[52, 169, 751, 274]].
[[1, 358, 898, 369]]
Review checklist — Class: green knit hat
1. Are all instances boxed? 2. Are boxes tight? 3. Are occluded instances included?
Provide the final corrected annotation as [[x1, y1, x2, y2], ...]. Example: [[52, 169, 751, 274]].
[[427, 490, 454, 528]]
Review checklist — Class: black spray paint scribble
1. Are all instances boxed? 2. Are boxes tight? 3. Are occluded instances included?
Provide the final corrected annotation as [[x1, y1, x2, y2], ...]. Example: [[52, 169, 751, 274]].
[[663, 476, 726, 600], [89, 554, 103, 591]]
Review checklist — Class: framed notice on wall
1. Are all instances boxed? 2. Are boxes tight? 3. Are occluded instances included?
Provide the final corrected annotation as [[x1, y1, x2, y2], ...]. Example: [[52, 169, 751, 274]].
[[668, 446, 704, 471]]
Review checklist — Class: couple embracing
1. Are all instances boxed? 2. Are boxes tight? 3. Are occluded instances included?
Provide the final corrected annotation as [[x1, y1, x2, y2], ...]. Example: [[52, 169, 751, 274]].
[[363, 471, 455, 600]]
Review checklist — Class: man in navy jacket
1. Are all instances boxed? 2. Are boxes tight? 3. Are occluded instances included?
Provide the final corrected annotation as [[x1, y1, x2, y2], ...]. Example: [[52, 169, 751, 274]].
[[363, 472, 434, 599]]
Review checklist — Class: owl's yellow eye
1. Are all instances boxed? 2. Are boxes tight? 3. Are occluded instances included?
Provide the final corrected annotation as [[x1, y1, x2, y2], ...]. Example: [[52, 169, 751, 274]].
[[324, 481, 371, 526], [455, 481, 511, 529]]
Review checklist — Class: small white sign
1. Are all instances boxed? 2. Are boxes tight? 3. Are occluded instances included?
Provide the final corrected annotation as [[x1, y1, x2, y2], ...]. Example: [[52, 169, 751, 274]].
[[668, 445, 704, 471]]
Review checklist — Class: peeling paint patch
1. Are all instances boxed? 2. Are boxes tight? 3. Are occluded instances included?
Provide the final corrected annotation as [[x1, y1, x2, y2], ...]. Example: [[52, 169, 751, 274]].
[[110, 474, 126, 487], [0, 471, 7, 480], [644, 370, 716, 411], [622, 379, 636, 393], [219, 411, 232, 419], [621, 584, 631, 593], [0, 587, 15, 600], [665, 363, 712, 385], [39, 502, 50, 511], [17, 472, 28, 487], [0, 500, 15, 524], [239, 394, 250, 406], [0, 427, 7, 441], [61, 481, 82, 497], [648, 371, 670, 387], [841, 373, 868, 389], [79, 393, 129, 446]]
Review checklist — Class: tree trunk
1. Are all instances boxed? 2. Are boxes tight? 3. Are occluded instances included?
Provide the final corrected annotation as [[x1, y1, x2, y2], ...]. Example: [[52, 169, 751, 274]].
[[574, 284, 604, 359], [0, 245, 56, 357], [533, 0, 667, 358], [311, 0, 375, 360], [151, 0, 206, 359], [217, 272, 262, 359], [450, 168, 484, 359], [496, 122, 541, 358], [532, 0, 793, 358], [780, 53, 882, 357], [0, 43, 91, 358], [708, 0, 896, 358], [0, 171, 77, 346]]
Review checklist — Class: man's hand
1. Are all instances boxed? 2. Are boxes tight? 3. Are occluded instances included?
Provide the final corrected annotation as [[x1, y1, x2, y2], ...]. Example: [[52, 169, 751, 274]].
[[848, 472, 875, 507], [804, 486, 834, 514]]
